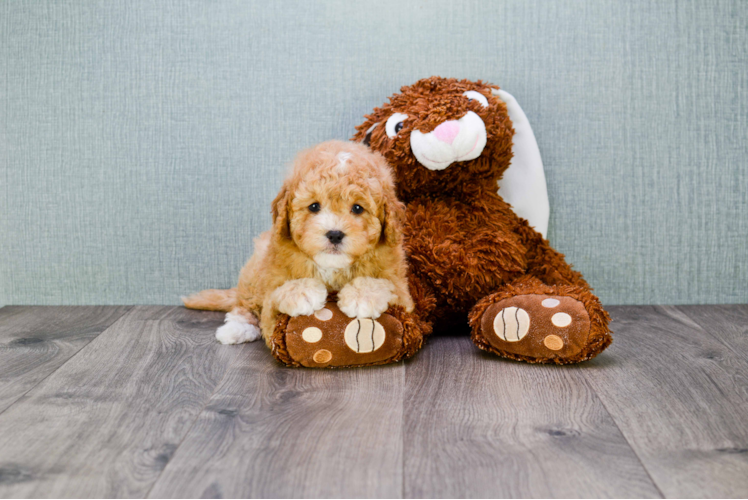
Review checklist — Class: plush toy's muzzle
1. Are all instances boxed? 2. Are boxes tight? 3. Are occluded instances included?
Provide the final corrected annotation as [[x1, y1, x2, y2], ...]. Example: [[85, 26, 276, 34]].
[[410, 110, 487, 171]]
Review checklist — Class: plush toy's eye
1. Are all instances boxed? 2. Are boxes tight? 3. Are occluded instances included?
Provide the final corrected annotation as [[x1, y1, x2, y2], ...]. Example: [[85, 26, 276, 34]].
[[463, 91, 489, 108], [351, 204, 364, 215], [362, 122, 379, 146], [308, 202, 321, 213], [385, 113, 409, 138]]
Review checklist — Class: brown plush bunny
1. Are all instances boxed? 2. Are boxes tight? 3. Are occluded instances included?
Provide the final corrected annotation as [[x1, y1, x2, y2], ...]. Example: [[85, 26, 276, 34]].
[[352, 77, 612, 364], [269, 77, 611, 367]]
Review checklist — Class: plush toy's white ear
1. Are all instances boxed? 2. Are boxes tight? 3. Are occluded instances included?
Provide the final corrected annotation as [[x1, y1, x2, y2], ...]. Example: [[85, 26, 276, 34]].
[[492, 89, 550, 239]]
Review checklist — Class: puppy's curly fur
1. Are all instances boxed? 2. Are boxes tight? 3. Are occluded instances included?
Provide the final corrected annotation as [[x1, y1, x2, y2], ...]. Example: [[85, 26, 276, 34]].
[[183, 140, 413, 346]]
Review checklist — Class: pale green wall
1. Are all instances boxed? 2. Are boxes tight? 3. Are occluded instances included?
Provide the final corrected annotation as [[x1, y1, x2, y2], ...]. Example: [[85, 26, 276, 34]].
[[2, 0, 746, 305]]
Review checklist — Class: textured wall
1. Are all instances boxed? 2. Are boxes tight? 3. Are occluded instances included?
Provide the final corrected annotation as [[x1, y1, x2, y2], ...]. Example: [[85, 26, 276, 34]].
[[2, 0, 746, 306]]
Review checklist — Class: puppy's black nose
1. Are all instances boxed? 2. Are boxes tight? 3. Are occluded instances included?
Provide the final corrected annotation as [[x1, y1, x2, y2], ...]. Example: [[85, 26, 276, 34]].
[[326, 230, 345, 245]]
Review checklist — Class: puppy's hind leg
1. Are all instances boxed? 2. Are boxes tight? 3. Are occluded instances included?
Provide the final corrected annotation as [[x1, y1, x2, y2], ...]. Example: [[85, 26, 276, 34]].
[[216, 308, 261, 345]]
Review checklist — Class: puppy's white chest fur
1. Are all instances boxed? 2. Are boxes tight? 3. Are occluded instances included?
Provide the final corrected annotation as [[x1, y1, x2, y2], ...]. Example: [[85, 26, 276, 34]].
[[315, 264, 353, 291]]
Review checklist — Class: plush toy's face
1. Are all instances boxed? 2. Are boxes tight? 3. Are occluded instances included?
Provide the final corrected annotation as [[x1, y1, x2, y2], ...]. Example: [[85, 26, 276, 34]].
[[353, 77, 514, 199]]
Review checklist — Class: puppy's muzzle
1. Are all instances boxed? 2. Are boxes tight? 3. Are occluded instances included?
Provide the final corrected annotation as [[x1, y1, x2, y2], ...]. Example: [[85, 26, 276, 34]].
[[326, 230, 345, 245]]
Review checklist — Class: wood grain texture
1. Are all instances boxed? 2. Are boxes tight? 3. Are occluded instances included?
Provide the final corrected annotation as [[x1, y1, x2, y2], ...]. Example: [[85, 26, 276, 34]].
[[0, 306, 131, 413], [677, 304, 748, 356], [581, 306, 748, 498], [148, 345, 404, 498], [0, 306, 236, 498], [402, 335, 660, 499]]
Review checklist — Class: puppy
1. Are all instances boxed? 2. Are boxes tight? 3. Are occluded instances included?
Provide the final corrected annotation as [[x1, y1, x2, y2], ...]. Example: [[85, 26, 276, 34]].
[[183, 140, 414, 346]]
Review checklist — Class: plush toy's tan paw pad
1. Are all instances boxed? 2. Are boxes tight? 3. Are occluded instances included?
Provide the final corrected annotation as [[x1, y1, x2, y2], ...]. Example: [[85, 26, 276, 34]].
[[481, 294, 591, 359], [285, 302, 404, 368], [344, 318, 386, 353], [493, 306, 531, 341]]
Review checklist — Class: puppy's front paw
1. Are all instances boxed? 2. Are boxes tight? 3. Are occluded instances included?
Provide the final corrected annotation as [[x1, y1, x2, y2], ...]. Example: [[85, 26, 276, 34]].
[[338, 277, 397, 319], [216, 312, 261, 344], [272, 278, 328, 317]]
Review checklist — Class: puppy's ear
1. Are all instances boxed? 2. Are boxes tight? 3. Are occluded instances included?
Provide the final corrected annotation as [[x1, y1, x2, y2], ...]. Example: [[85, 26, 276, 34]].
[[379, 190, 406, 247], [271, 184, 292, 240]]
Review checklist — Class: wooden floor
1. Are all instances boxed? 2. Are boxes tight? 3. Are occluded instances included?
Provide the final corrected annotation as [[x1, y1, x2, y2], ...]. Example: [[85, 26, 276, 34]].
[[0, 305, 746, 498]]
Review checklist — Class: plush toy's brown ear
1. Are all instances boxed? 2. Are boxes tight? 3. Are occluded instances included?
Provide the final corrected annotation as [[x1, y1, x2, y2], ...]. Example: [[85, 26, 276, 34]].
[[271, 184, 292, 240], [380, 190, 406, 247]]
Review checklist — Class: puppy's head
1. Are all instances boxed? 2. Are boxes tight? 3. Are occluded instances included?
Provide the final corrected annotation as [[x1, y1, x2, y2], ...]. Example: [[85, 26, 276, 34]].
[[271, 140, 404, 270]]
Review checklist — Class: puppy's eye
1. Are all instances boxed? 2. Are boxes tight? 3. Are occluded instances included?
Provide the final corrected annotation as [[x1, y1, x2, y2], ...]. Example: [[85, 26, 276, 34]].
[[351, 204, 364, 215], [385, 113, 409, 138], [308, 202, 321, 213], [463, 90, 489, 108]]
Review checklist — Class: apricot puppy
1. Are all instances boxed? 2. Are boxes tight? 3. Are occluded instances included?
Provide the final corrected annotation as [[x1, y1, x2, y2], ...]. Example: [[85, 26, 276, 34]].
[[183, 140, 413, 347]]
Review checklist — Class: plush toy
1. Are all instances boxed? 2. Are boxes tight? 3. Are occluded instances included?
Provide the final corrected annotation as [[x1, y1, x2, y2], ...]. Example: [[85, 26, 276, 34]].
[[349, 77, 613, 364]]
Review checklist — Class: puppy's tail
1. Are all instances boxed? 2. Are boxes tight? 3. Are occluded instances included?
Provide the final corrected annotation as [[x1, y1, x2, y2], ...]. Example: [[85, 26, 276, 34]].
[[181, 288, 237, 312]]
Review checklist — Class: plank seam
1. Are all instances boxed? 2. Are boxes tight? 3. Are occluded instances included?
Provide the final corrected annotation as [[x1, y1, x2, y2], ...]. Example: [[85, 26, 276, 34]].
[[0, 306, 133, 419], [588, 385, 665, 498], [578, 321, 666, 500], [144, 336, 240, 499], [675, 305, 747, 359]]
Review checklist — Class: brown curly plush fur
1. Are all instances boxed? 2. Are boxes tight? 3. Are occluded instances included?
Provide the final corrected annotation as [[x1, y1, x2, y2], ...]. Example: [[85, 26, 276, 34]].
[[353, 76, 612, 364]]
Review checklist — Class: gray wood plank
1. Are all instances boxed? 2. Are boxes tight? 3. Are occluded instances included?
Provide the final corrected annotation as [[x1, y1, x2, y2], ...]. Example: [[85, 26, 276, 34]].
[[402, 335, 660, 498], [677, 304, 748, 356], [0, 306, 238, 498], [148, 345, 404, 499], [581, 305, 748, 498], [0, 306, 131, 413]]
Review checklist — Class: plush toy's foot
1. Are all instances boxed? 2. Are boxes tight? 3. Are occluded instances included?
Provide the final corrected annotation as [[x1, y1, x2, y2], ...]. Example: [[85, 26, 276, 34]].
[[269, 301, 424, 368], [469, 279, 612, 364]]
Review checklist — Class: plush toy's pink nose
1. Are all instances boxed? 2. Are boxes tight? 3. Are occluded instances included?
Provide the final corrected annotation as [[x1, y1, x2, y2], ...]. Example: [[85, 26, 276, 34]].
[[432, 121, 460, 144]]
